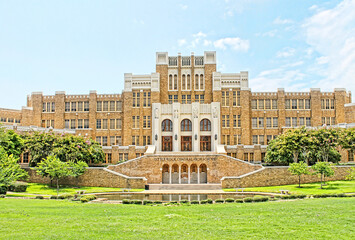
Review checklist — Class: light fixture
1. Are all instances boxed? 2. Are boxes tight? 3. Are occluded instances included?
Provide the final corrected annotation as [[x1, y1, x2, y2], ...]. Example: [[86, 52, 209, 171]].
[[195, 134, 197, 140], [215, 134, 217, 140], [175, 134, 177, 140], [155, 134, 158, 141]]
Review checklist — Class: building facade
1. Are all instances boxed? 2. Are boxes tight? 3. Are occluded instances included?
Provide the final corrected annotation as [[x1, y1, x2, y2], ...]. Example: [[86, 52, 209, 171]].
[[1, 51, 354, 165]]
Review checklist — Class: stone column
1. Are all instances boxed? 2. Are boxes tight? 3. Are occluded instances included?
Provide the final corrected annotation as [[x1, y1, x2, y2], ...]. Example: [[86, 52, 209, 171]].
[[211, 102, 220, 152], [192, 102, 199, 152], [169, 166, 172, 184], [172, 103, 180, 152], [152, 103, 161, 151], [178, 165, 181, 184], [197, 165, 200, 184], [188, 165, 191, 184]]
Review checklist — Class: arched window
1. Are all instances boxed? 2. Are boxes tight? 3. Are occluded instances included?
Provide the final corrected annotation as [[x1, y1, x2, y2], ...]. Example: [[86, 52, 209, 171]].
[[200, 119, 211, 131], [182, 74, 186, 90], [187, 74, 191, 90], [162, 119, 173, 132], [181, 119, 192, 131], [174, 74, 178, 90], [169, 74, 173, 90], [195, 74, 199, 89], [200, 74, 204, 89]]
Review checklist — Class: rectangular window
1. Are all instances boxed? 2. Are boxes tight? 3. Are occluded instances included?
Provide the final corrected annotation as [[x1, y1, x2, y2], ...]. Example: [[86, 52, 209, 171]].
[[102, 119, 108, 129], [84, 101, 89, 111], [110, 136, 115, 146], [299, 117, 305, 126], [237, 115, 241, 127], [71, 102, 76, 112], [116, 119, 122, 129], [272, 99, 278, 109], [143, 92, 151, 107], [182, 95, 186, 104], [326, 99, 330, 109], [110, 101, 115, 111], [305, 99, 311, 109], [96, 136, 102, 145], [96, 119, 102, 129], [117, 136, 122, 145], [285, 99, 290, 109], [233, 91, 237, 106], [292, 117, 297, 127], [251, 99, 257, 109], [132, 136, 139, 145], [331, 99, 335, 109], [222, 91, 229, 106], [102, 136, 107, 146], [273, 117, 278, 128], [77, 119, 83, 129], [258, 99, 264, 110], [116, 101, 122, 111], [46, 102, 50, 112], [110, 119, 115, 129], [78, 102, 83, 112], [51, 102, 55, 112], [103, 101, 108, 111], [143, 136, 151, 146], [132, 116, 140, 128], [70, 119, 76, 129], [258, 117, 264, 128], [298, 99, 304, 110], [252, 118, 257, 128], [187, 95, 191, 104], [266, 117, 272, 128], [107, 153, 112, 163], [174, 95, 178, 103], [267, 135, 273, 144], [169, 95, 173, 104], [65, 119, 69, 129], [331, 117, 335, 125], [259, 135, 265, 145], [265, 99, 271, 109], [306, 117, 311, 126], [65, 102, 70, 112], [233, 115, 237, 128], [97, 101, 102, 112], [252, 135, 258, 145], [286, 117, 291, 127], [292, 99, 297, 109], [84, 119, 89, 129]]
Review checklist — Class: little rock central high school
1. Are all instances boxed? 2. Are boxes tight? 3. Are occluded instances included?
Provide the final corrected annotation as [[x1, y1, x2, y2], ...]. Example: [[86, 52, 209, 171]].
[[1, 52, 354, 172]]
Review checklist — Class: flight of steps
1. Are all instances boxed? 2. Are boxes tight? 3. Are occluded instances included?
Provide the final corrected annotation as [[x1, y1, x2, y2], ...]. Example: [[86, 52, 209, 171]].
[[148, 184, 222, 191]]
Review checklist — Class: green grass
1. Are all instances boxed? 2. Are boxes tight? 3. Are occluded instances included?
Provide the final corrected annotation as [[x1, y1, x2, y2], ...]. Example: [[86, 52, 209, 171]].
[[11, 183, 143, 196], [0, 198, 354, 239], [224, 180, 355, 195]]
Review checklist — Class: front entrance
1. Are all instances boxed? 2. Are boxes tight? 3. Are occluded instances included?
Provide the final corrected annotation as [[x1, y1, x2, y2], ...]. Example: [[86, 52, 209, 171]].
[[200, 136, 211, 151], [181, 136, 192, 151], [162, 136, 172, 151]]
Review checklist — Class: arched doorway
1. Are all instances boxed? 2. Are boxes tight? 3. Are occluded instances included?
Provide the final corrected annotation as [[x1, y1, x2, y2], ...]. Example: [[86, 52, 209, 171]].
[[162, 164, 169, 184], [181, 164, 188, 184], [200, 164, 207, 184], [172, 164, 179, 184], [190, 164, 198, 184]]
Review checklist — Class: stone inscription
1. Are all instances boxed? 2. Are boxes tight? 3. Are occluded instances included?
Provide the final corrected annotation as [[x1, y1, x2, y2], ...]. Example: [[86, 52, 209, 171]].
[[154, 157, 215, 161]]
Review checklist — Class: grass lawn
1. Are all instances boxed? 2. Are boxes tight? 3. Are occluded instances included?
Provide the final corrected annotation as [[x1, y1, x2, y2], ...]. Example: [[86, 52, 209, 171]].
[[0, 198, 354, 239], [11, 183, 143, 196], [224, 180, 355, 195]]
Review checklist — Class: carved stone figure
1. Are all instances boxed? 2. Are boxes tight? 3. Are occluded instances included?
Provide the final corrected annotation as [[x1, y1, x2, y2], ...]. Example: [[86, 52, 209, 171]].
[[193, 106, 198, 118], [213, 107, 218, 118], [174, 109, 179, 119], [154, 108, 159, 119]]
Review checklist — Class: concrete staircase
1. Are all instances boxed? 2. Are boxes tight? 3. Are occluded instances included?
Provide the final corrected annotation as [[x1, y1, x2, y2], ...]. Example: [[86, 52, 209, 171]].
[[148, 184, 222, 191]]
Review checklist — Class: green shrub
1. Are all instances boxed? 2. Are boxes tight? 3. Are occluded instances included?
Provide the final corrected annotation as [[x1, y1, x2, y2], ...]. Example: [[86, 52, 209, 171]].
[[0, 185, 7, 195], [35, 195, 44, 199], [348, 193, 355, 197], [190, 200, 200, 204], [80, 197, 89, 203], [153, 200, 162, 204], [180, 200, 190, 204], [50, 195, 57, 199], [133, 200, 142, 205], [337, 193, 347, 198], [0, 195, 5, 198], [215, 199, 224, 203], [169, 201, 178, 204], [225, 198, 235, 203], [235, 199, 244, 203], [280, 195, 292, 199], [294, 194, 307, 199], [313, 194, 329, 198], [8, 182, 28, 192], [143, 200, 153, 205], [207, 199, 213, 204], [122, 199, 131, 204], [200, 200, 208, 204], [253, 197, 269, 202], [243, 197, 253, 203], [85, 195, 97, 201], [58, 193, 73, 199]]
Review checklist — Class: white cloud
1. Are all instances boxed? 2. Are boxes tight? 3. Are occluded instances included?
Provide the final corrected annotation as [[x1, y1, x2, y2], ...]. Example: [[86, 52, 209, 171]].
[[256, 29, 277, 37], [273, 17, 294, 25], [276, 48, 296, 58], [178, 39, 187, 46], [179, 4, 188, 10], [213, 37, 250, 52], [309, 5, 318, 11], [193, 32, 207, 38], [203, 40, 212, 46], [303, 0, 355, 92]]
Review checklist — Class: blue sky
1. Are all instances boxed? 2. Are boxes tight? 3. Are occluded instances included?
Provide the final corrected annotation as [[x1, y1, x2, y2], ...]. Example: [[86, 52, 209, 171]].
[[0, 0, 354, 109]]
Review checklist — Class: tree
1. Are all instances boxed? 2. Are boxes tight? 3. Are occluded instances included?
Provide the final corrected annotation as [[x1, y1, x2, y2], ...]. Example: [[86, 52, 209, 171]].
[[338, 128, 355, 152], [0, 126, 24, 158], [265, 137, 294, 165], [288, 161, 310, 187], [0, 147, 28, 194], [35, 155, 88, 196], [312, 162, 335, 189], [346, 167, 355, 181], [281, 127, 310, 163], [311, 128, 339, 162], [23, 131, 104, 166]]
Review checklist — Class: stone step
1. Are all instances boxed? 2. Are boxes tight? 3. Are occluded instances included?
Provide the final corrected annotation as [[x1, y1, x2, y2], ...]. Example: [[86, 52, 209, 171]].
[[148, 184, 222, 191]]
